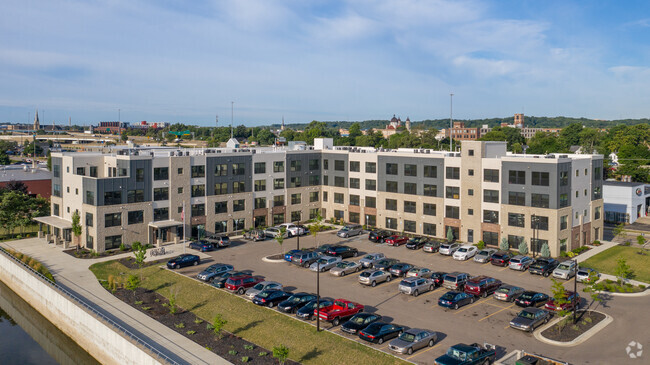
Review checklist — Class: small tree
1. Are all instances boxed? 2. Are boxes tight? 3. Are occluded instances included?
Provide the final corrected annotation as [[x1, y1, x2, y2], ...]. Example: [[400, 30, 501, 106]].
[[582, 270, 604, 310], [272, 344, 290, 365], [210, 314, 227, 338], [614, 257, 633, 282], [125, 274, 140, 301], [134, 243, 147, 269], [518, 240, 529, 255], [168, 288, 179, 315], [274, 227, 287, 256], [613, 223, 625, 238], [311, 218, 322, 248], [446, 227, 454, 243], [499, 237, 509, 251], [476, 240, 485, 250], [636, 235, 645, 246], [540, 243, 551, 258], [550, 279, 571, 331], [71, 210, 82, 250]]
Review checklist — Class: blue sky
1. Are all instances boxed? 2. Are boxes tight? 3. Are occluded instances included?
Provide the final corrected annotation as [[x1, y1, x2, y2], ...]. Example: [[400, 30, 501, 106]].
[[1, 0, 650, 126]]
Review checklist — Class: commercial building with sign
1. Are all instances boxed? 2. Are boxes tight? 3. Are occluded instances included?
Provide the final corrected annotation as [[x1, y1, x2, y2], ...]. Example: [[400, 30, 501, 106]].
[[603, 181, 650, 224]]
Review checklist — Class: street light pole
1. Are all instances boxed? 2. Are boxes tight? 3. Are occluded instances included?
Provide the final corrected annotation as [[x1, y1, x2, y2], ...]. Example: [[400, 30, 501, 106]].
[[316, 260, 320, 332], [573, 258, 578, 324], [296, 221, 300, 251]]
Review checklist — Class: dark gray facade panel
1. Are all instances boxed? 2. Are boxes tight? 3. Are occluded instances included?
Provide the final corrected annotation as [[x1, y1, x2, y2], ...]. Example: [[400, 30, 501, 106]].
[[321, 152, 347, 188], [591, 159, 603, 201], [205, 154, 252, 195], [501, 160, 562, 209], [377, 155, 443, 195]]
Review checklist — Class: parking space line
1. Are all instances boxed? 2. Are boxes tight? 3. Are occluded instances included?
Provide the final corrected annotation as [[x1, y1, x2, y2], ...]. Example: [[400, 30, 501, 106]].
[[504, 324, 512, 329], [479, 303, 515, 322], [406, 342, 442, 359], [518, 271, 528, 276], [379, 343, 390, 350], [407, 289, 438, 302], [453, 299, 484, 314], [499, 266, 510, 271]]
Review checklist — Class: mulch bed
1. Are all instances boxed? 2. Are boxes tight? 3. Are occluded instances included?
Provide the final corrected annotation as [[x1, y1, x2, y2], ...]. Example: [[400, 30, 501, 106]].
[[117, 257, 168, 270], [64, 248, 132, 259], [541, 311, 606, 342], [113, 287, 299, 364]]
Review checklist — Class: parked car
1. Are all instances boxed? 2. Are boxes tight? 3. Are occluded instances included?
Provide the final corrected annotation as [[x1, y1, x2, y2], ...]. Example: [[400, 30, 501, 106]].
[[474, 248, 498, 263], [359, 322, 404, 344], [545, 291, 580, 312], [341, 313, 382, 335], [434, 343, 497, 365], [374, 258, 400, 271], [284, 249, 307, 262], [246, 229, 266, 241], [314, 244, 338, 254], [430, 272, 448, 287], [309, 256, 342, 272], [399, 277, 436, 297], [509, 255, 534, 271], [442, 272, 470, 290], [337, 224, 363, 238], [494, 285, 525, 302], [389, 263, 414, 277], [296, 225, 310, 235], [406, 267, 433, 278], [438, 291, 475, 309], [296, 299, 333, 320], [463, 276, 502, 298], [406, 237, 427, 250], [389, 329, 438, 355], [278, 223, 304, 237], [329, 261, 362, 277], [510, 308, 551, 332], [325, 245, 358, 258], [490, 251, 513, 266], [515, 291, 550, 308], [196, 263, 234, 282], [188, 240, 215, 252], [452, 245, 478, 261], [252, 290, 292, 308], [211, 271, 246, 288], [317, 299, 364, 326], [576, 267, 600, 283], [225, 274, 265, 294], [369, 230, 391, 243], [278, 292, 318, 313], [206, 235, 230, 248], [359, 253, 385, 268], [423, 241, 443, 253], [291, 251, 321, 268], [385, 235, 409, 246], [529, 258, 559, 277], [245, 281, 283, 299], [552, 261, 577, 280], [439, 243, 461, 256], [166, 254, 200, 269], [359, 269, 392, 287], [264, 227, 288, 239]]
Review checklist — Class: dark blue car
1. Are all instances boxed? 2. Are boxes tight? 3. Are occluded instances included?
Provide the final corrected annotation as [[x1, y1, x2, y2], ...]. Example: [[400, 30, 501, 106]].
[[252, 290, 292, 308], [278, 292, 318, 313], [358, 322, 404, 344], [296, 299, 333, 320], [167, 254, 200, 269], [438, 291, 475, 310], [188, 240, 215, 252]]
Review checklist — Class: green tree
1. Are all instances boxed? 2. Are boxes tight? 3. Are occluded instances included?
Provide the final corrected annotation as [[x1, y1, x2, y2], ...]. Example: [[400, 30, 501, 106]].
[[210, 314, 227, 338], [527, 131, 565, 154], [614, 257, 633, 282], [120, 133, 128, 142], [46, 151, 52, 170], [550, 279, 571, 324], [0, 153, 10, 165], [446, 227, 454, 242], [476, 241, 485, 250], [274, 227, 287, 256], [637, 235, 646, 246], [582, 270, 604, 310], [134, 243, 147, 269], [540, 243, 551, 258], [125, 274, 140, 292], [272, 344, 290, 365], [499, 237, 509, 251], [71, 210, 82, 249], [559, 123, 583, 149], [518, 240, 529, 255], [613, 223, 625, 238], [348, 123, 362, 139]]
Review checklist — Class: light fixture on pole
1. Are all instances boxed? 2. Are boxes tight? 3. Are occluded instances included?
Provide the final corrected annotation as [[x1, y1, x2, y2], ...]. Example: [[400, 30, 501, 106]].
[[449, 93, 454, 152]]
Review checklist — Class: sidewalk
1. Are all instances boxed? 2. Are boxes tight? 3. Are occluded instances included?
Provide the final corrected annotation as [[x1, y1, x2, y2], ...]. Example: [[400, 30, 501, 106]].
[[576, 240, 619, 263], [0, 238, 230, 365]]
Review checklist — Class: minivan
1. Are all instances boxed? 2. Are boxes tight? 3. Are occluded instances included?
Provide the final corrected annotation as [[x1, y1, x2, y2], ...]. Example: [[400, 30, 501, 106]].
[[442, 272, 470, 290], [337, 224, 363, 238], [291, 251, 321, 267]]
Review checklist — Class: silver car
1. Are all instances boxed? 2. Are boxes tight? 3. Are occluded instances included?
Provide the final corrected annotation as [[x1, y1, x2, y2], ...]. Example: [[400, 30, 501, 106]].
[[244, 281, 283, 299], [309, 256, 342, 272], [388, 328, 438, 355], [509, 307, 551, 332], [399, 277, 436, 297], [406, 267, 433, 278], [494, 285, 525, 302], [474, 248, 498, 263], [359, 269, 392, 287], [439, 243, 461, 256], [509, 255, 534, 271], [553, 261, 577, 280], [329, 261, 361, 277], [576, 267, 600, 283], [337, 224, 363, 238], [359, 253, 386, 268], [264, 227, 287, 239]]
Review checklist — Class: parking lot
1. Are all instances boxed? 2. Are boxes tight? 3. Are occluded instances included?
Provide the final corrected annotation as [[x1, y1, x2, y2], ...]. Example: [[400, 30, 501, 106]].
[[171, 231, 627, 364]]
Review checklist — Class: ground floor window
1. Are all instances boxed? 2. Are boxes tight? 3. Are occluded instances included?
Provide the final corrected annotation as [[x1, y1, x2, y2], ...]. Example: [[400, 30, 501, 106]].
[[86, 232, 93, 249], [334, 210, 344, 220], [559, 238, 567, 253], [483, 231, 498, 246], [191, 224, 205, 239], [445, 226, 460, 241], [215, 221, 227, 234], [404, 220, 416, 233], [508, 235, 524, 249], [386, 217, 397, 230], [254, 215, 267, 228], [233, 218, 245, 231], [105, 235, 122, 250], [349, 212, 360, 224], [531, 238, 547, 253], [291, 211, 302, 222], [365, 214, 376, 227], [423, 223, 436, 236], [273, 213, 284, 226], [309, 209, 320, 220]]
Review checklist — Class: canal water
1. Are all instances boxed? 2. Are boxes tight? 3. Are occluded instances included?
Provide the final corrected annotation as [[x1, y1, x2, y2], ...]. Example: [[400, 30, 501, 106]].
[[0, 280, 100, 365]]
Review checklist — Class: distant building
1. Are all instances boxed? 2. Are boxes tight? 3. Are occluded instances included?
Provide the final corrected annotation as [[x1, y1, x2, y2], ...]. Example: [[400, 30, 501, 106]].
[[603, 181, 650, 224], [94, 122, 129, 134], [0, 165, 51, 198], [445, 121, 484, 141], [34, 110, 40, 130], [131, 121, 170, 130], [226, 138, 240, 149], [379, 115, 410, 138]]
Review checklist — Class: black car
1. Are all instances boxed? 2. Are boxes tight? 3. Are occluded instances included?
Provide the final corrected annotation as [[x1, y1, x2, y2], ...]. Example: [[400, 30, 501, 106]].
[[166, 254, 200, 269], [405, 237, 427, 250], [374, 258, 400, 271], [430, 272, 448, 287], [211, 271, 246, 288], [359, 322, 405, 344], [278, 293, 318, 313], [252, 290, 292, 308], [529, 258, 560, 277], [389, 263, 414, 277], [341, 313, 382, 335], [369, 230, 391, 243], [188, 240, 215, 252], [296, 299, 333, 320], [325, 245, 358, 258], [515, 291, 550, 308], [314, 244, 338, 254]]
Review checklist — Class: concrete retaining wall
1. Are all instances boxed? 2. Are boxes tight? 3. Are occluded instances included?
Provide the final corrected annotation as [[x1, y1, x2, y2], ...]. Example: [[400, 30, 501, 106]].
[[0, 251, 168, 365]]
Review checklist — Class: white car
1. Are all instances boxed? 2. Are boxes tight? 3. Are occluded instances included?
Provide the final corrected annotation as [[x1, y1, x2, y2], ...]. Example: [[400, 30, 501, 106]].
[[452, 245, 478, 260], [439, 243, 461, 256], [264, 227, 288, 239], [278, 223, 305, 237]]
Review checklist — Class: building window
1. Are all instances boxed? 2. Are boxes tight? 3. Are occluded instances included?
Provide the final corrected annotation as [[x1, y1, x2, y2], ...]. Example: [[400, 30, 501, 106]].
[[125, 210, 143, 225], [349, 212, 360, 224], [191, 165, 205, 178], [446, 167, 460, 180], [386, 163, 398, 175], [531, 215, 549, 231], [483, 210, 499, 224], [423, 223, 436, 236], [423, 184, 437, 197], [290, 211, 302, 222], [191, 185, 205, 197], [483, 232, 499, 246], [531, 238, 547, 253], [233, 218, 245, 231], [531, 172, 549, 186], [386, 199, 397, 211], [594, 167, 602, 180], [254, 162, 266, 174], [105, 213, 121, 227], [322, 192, 328, 202], [104, 191, 122, 205], [309, 209, 320, 220], [53, 184, 61, 197], [350, 178, 360, 189], [468, 208, 474, 215], [365, 162, 376, 173], [423, 203, 436, 216], [446, 186, 460, 199], [404, 182, 417, 195], [468, 169, 474, 176], [214, 164, 228, 176], [483, 189, 499, 203], [404, 220, 416, 233], [559, 171, 568, 186], [575, 191, 579, 198], [310, 191, 319, 202], [232, 181, 245, 193], [178, 168, 183, 175], [273, 161, 284, 173], [85, 190, 94, 205], [254, 215, 266, 228], [85, 212, 93, 227], [254, 179, 266, 192], [509, 170, 526, 184], [215, 221, 227, 234], [153, 187, 168, 201], [593, 186, 602, 199], [309, 175, 320, 185], [290, 160, 302, 172], [177, 187, 183, 194], [468, 149, 474, 156], [365, 214, 376, 226], [560, 239, 567, 253], [333, 176, 343, 187], [365, 179, 376, 191], [349, 161, 360, 172], [483, 169, 499, 183], [334, 193, 344, 204], [135, 168, 144, 182], [291, 193, 302, 205], [254, 198, 266, 209], [423, 165, 437, 178], [127, 189, 145, 203], [232, 163, 245, 175], [53, 204, 59, 216], [595, 206, 601, 220], [531, 194, 549, 208], [508, 213, 525, 227], [560, 215, 568, 230], [323, 160, 329, 170], [214, 182, 227, 195], [445, 206, 460, 219], [508, 235, 524, 249], [153, 208, 169, 221], [349, 194, 359, 206], [89, 166, 97, 177], [309, 159, 320, 170], [334, 160, 345, 171], [105, 235, 122, 251], [404, 201, 416, 213], [404, 164, 417, 177], [323, 176, 329, 185], [233, 199, 245, 212], [560, 193, 569, 207], [575, 170, 579, 177], [366, 196, 376, 208], [215, 201, 227, 214], [154, 167, 169, 180], [508, 191, 525, 206], [273, 195, 284, 207], [52, 164, 61, 178], [386, 217, 397, 230], [273, 178, 284, 189]]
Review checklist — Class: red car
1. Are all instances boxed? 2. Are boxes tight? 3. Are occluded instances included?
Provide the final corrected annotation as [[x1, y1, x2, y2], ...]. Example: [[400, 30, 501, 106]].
[[224, 274, 264, 295], [490, 251, 513, 267], [317, 299, 364, 326], [385, 235, 408, 246], [544, 291, 580, 312], [464, 276, 502, 298]]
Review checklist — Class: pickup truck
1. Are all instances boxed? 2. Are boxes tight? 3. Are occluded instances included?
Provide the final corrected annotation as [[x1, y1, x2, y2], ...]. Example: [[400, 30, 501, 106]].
[[316, 299, 364, 326], [434, 343, 497, 365]]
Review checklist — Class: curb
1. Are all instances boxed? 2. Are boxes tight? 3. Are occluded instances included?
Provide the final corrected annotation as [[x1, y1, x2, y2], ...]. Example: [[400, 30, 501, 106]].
[[595, 290, 650, 297], [534, 310, 613, 347], [262, 255, 286, 263]]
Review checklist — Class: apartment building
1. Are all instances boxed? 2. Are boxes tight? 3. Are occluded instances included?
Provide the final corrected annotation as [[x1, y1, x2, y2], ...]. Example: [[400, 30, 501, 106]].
[[38, 140, 603, 257]]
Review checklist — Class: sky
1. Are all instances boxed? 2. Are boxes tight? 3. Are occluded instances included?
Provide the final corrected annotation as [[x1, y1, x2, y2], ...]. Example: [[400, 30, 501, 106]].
[[1, 0, 650, 126]]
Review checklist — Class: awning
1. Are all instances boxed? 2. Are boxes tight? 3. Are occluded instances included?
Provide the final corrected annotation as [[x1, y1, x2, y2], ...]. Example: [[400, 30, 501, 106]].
[[33, 216, 73, 229], [148, 220, 183, 229]]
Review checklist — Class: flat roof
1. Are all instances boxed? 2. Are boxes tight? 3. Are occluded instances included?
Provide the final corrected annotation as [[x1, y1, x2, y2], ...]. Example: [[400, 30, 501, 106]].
[[0, 166, 51, 182], [603, 181, 645, 187]]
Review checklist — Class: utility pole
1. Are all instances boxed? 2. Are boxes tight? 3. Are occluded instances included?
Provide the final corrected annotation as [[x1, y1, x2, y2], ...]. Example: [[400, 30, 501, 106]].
[[230, 101, 234, 139], [316, 260, 320, 332], [573, 258, 578, 324], [449, 93, 454, 152]]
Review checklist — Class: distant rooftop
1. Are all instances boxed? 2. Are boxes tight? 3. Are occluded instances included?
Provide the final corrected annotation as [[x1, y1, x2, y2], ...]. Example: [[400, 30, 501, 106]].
[[0, 164, 51, 182], [603, 180, 646, 187]]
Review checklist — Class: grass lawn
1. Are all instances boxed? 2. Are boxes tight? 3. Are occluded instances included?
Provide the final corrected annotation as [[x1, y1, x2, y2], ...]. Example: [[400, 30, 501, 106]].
[[581, 245, 650, 283], [90, 261, 408, 365]]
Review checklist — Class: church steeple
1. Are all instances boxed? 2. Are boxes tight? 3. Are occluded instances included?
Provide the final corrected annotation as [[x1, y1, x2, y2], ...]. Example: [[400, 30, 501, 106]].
[[33, 109, 40, 131]]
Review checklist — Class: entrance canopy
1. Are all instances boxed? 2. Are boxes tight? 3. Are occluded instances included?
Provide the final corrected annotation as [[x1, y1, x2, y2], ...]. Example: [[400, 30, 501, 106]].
[[148, 220, 183, 229], [34, 216, 72, 230]]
